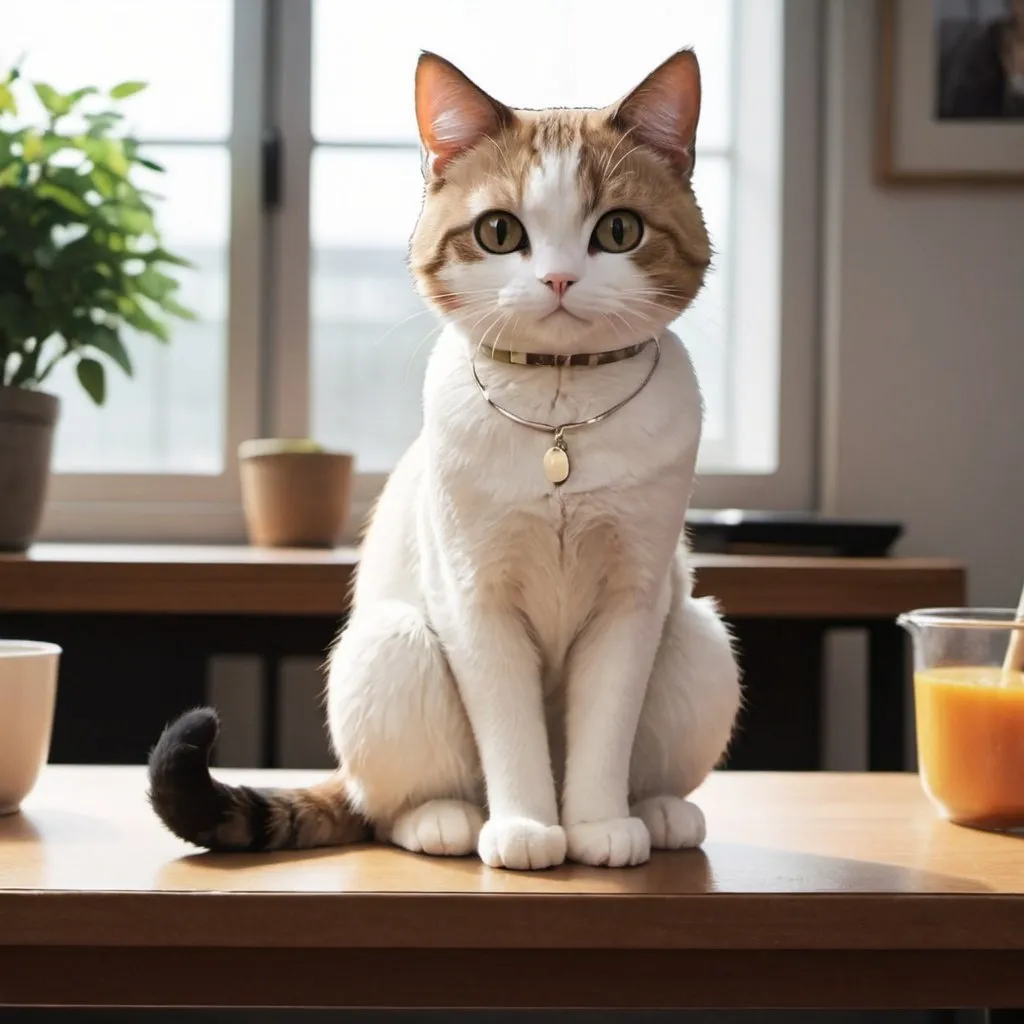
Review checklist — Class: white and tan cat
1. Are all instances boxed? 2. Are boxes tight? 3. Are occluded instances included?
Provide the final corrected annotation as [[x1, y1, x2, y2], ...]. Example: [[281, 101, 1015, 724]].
[[148, 48, 741, 870]]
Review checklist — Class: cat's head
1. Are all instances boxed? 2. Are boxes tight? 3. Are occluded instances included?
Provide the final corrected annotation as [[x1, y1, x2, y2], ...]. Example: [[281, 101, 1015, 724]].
[[409, 50, 710, 356]]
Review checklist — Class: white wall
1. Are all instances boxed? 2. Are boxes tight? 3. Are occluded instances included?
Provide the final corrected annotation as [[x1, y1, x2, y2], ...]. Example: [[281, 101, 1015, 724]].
[[822, 0, 1024, 608]]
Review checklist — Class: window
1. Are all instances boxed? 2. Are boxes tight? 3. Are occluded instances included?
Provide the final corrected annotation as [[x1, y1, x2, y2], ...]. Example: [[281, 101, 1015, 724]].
[[10, 0, 819, 542], [8, 0, 235, 475], [308, 0, 735, 473]]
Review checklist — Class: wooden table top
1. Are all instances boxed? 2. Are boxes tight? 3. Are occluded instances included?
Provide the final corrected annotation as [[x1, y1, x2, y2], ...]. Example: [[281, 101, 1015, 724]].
[[0, 543, 966, 618], [1, 767, 1020, 1009], [2, 767, 1021, 946]]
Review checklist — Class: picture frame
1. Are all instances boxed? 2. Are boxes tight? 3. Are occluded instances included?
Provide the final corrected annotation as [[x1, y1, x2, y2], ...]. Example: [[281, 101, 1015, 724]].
[[877, 0, 1024, 185]]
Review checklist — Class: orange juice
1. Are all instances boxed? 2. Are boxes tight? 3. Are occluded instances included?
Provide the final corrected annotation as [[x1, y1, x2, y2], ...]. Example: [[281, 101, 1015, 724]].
[[914, 666, 1024, 830]]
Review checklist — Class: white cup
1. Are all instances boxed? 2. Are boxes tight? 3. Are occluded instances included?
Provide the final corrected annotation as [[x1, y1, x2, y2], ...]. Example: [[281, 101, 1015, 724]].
[[0, 641, 60, 815]]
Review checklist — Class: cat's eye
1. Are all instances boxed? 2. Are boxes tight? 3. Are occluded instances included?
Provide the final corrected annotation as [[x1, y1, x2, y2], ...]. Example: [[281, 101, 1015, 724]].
[[474, 211, 528, 255], [591, 209, 644, 254]]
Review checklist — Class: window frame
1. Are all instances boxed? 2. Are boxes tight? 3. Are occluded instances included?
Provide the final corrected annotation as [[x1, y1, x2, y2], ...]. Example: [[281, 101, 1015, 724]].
[[39, 0, 822, 544], [690, 0, 822, 512]]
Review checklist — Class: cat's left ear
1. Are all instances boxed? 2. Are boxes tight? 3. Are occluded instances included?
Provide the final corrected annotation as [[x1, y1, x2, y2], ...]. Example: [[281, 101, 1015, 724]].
[[415, 52, 513, 177], [610, 49, 701, 177]]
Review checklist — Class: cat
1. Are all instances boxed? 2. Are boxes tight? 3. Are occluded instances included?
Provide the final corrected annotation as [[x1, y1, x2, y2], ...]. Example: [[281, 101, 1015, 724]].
[[148, 48, 741, 870]]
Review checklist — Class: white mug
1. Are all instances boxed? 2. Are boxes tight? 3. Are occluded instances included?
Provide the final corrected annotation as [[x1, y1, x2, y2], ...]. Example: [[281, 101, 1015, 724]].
[[0, 641, 60, 814]]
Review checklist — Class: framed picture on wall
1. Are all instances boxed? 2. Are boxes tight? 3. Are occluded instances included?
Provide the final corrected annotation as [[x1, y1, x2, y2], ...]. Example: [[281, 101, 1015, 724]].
[[877, 0, 1024, 184]]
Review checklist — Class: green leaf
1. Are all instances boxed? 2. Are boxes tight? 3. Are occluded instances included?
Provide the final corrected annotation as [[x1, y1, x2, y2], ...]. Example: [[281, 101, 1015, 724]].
[[66, 86, 98, 107], [33, 82, 71, 117], [157, 296, 197, 321], [21, 132, 44, 162], [144, 246, 193, 268], [134, 267, 178, 301], [0, 161, 21, 187], [99, 202, 154, 235], [40, 132, 74, 160], [103, 139, 128, 177], [84, 111, 123, 136], [75, 136, 129, 176], [36, 181, 90, 216], [0, 84, 16, 115], [135, 156, 165, 173], [89, 165, 117, 198], [82, 323, 131, 377], [109, 81, 147, 99], [123, 300, 170, 342], [76, 357, 106, 405]]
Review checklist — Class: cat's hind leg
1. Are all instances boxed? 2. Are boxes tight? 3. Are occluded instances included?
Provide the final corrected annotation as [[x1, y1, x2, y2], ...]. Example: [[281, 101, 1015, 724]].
[[629, 586, 741, 850], [326, 600, 484, 856]]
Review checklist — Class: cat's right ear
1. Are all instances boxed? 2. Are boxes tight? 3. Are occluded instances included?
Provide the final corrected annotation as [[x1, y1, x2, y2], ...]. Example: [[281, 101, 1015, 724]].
[[415, 52, 512, 177]]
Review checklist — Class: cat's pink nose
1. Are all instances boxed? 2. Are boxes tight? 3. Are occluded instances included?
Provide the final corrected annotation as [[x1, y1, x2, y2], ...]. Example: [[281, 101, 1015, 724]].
[[542, 273, 578, 299]]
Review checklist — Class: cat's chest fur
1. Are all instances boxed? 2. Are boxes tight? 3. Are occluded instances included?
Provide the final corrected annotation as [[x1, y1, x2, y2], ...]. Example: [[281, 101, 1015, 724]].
[[420, 326, 701, 667]]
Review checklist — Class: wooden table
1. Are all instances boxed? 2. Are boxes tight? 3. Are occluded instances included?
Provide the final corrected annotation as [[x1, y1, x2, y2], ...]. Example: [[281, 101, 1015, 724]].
[[0, 546, 966, 771], [0, 543, 965, 619], [1, 767, 1021, 1010]]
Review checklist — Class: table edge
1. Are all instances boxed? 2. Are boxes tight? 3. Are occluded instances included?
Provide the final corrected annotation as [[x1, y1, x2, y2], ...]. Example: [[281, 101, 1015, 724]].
[[2, 890, 1022, 950]]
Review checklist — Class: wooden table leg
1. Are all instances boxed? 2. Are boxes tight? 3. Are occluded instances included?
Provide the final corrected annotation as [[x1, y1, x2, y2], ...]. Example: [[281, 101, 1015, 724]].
[[724, 619, 825, 770], [868, 619, 908, 771], [261, 655, 282, 769]]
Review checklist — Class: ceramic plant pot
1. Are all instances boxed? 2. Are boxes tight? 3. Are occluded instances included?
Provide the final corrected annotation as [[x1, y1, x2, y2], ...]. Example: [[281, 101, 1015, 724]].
[[0, 387, 60, 552], [239, 439, 354, 548]]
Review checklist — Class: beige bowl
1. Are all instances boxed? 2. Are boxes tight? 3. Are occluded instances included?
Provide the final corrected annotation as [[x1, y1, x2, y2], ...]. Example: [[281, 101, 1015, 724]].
[[239, 445, 354, 548], [0, 641, 60, 815]]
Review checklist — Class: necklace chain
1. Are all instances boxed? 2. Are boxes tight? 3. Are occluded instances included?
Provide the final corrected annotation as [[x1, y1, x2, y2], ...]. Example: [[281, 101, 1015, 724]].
[[470, 338, 660, 437], [469, 338, 661, 486]]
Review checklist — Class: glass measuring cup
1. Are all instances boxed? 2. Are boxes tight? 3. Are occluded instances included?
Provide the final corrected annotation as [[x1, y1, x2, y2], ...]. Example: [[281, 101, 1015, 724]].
[[897, 608, 1024, 833]]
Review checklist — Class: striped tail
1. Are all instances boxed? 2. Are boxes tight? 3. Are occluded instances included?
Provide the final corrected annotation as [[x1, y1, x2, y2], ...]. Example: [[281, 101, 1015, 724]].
[[147, 707, 370, 852]]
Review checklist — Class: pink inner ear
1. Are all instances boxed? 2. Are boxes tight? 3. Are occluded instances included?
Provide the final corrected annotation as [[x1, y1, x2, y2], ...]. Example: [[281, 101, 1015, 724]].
[[613, 50, 702, 174], [415, 54, 509, 175]]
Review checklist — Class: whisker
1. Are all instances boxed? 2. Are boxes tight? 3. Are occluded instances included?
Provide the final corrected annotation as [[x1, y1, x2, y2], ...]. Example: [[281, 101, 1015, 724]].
[[481, 134, 517, 184], [477, 310, 509, 360], [599, 124, 639, 188], [428, 287, 502, 299], [605, 143, 646, 185], [403, 320, 447, 384], [618, 305, 659, 330], [601, 312, 629, 346], [471, 309, 505, 361], [490, 309, 519, 360], [372, 288, 502, 349], [370, 305, 440, 350], [624, 295, 694, 317]]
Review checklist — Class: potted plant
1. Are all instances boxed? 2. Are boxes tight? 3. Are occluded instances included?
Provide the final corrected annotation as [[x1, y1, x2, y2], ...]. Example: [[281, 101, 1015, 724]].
[[0, 66, 192, 551]]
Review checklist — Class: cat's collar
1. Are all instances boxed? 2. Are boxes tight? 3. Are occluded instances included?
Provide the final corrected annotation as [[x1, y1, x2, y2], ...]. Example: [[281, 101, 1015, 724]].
[[481, 339, 654, 368]]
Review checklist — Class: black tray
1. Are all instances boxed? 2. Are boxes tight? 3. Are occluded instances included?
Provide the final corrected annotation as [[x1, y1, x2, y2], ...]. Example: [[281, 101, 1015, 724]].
[[686, 509, 903, 557]]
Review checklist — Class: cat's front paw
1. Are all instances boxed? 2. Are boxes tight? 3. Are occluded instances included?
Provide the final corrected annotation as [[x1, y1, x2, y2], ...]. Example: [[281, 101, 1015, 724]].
[[478, 817, 567, 870], [565, 817, 651, 867], [632, 795, 706, 849]]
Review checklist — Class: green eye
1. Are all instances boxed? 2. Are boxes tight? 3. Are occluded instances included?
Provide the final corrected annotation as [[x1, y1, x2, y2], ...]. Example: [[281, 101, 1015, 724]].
[[474, 211, 528, 254], [591, 209, 644, 253]]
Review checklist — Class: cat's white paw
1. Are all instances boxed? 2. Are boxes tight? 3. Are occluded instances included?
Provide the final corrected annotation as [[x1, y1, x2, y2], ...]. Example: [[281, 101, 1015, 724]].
[[390, 799, 484, 857], [565, 816, 651, 867], [478, 817, 567, 870], [631, 795, 707, 849]]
